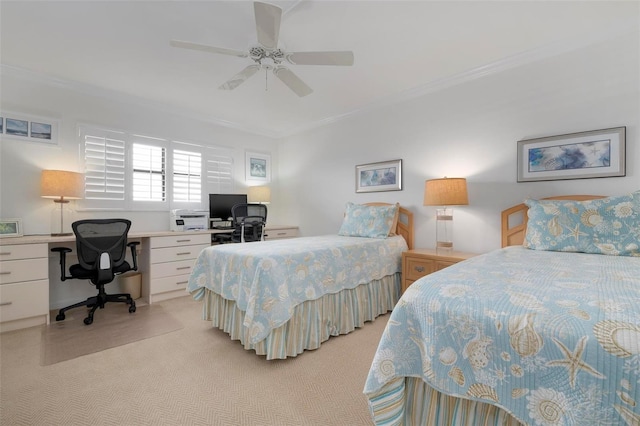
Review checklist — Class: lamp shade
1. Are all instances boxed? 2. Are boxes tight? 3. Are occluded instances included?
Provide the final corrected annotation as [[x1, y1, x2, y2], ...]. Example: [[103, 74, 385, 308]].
[[247, 186, 271, 204], [423, 177, 468, 206], [40, 170, 84, 200]]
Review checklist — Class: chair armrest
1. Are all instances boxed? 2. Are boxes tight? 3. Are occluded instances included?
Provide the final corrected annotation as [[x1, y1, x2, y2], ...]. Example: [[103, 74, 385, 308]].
[[51, 247, 73, 281], [127, 241, 140, 271]]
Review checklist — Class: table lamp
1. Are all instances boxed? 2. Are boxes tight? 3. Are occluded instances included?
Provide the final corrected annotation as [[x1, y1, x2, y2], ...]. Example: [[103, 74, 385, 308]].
[[41, 170, 84, 236], [247, 186, 271, 204], [423, 177, 468, 252]]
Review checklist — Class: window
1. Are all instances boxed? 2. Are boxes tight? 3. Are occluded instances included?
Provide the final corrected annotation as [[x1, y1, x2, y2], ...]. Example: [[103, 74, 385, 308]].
[[132, 143, 166, 202], [81, 128, 126, 203], [79, 125, 237, 211], [173, 149, 201, 203]]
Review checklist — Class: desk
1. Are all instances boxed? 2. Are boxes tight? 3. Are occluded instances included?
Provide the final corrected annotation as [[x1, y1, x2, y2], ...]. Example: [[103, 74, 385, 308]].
[[0, 225, 298, 332]]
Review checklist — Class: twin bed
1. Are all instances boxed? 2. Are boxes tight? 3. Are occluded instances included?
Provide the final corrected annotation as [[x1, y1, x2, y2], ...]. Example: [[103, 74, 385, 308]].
[[364, 192, 640, 425], [187, 202, 414, 360], [187, 193, 639, 424]]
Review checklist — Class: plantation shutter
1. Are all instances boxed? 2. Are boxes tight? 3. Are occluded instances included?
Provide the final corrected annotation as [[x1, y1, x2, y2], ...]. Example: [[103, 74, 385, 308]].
[[173, 149, 202, 203], [82, 128, 126, 201], [205, 149, 234, 194]]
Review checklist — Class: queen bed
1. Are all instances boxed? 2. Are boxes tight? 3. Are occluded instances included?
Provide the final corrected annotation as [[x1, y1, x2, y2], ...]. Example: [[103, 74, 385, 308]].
[[364, 192, 640, 425], [187, 202, 414, 360]]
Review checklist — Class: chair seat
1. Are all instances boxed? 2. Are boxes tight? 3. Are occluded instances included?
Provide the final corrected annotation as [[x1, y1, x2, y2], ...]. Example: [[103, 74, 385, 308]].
[[69, 261, 132, 281]]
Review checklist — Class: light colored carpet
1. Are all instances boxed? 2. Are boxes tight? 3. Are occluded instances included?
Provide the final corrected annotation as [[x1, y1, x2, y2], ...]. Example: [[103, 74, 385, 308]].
[[0, 295, 388, 425], [42, 303, 183, 365]]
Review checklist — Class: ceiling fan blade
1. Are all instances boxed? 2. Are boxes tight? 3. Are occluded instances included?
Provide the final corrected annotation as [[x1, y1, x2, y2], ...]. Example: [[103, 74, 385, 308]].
[[254, 1, 281, 49], [286, 51, 354, 66], [219, 65, 260, 90], [273, 67, 313, 97], [170, 40, 248, 58]]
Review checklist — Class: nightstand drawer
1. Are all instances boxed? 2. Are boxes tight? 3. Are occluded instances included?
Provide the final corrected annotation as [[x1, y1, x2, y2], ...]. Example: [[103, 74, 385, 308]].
[[405, 257, 434, 281]]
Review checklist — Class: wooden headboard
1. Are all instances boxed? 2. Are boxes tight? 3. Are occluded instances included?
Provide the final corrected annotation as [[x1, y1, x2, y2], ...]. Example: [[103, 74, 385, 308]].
[[365, 203, 414, 249], [501, 195, 605, 248]]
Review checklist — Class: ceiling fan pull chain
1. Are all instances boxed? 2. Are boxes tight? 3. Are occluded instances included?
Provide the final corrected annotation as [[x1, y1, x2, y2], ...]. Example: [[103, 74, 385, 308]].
[[265, 68, 268, 92]]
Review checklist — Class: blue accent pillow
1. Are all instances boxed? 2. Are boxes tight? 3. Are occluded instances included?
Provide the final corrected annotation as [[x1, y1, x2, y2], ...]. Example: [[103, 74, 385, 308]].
[[338, 202, 399, 238], [524, 191, 640, 256]]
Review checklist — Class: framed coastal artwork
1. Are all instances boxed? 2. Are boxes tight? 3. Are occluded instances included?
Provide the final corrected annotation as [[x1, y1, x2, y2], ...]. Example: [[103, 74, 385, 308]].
[[517, 127, 625, 182], [355, 159, 402, 193], [0, 112, 58, 145], [245, 151, 271, 183]]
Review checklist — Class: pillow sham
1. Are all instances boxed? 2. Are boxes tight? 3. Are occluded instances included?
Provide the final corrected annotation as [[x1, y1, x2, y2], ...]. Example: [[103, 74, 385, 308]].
[[524, 191, 640, 256], [338, 202, 399, 238]]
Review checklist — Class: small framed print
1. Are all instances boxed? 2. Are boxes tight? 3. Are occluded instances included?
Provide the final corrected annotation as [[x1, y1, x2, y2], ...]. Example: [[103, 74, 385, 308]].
[[356, 159, 403, 193], [0, 218, 23, 238], [0, 112, 58, 144], [245, 151, 271, 183]]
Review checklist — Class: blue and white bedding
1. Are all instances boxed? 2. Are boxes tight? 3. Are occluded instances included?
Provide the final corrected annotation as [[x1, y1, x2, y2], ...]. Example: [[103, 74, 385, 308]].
[[364, 246, 640, 425], [188, 234, 408, 345]]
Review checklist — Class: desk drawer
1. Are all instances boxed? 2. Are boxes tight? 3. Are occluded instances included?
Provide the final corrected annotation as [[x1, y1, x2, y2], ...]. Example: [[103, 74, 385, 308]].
[[150, 234, 210, 249], [264, 228, 298, 240], [150, 259, 196, 278], [150, 244, 208, 264], [0, 258, 48, 284], [0, 280, 48, 322], [152, 274, 190, 294], [0, 244, 47, 261]]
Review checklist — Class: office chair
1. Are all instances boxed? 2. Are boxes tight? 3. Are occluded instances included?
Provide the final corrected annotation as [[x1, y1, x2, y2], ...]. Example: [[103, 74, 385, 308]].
[[51, 219, 139, 325], [231, 203, 268, 243]]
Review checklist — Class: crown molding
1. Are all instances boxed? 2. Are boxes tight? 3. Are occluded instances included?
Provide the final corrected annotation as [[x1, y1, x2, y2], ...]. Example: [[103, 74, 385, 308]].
[[280, 22, 638, 138], [2, 21, 636, 140], [0, 64, 281, 139]]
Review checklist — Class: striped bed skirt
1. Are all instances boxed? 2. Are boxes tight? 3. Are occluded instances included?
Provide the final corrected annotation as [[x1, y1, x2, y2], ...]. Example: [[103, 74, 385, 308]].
[[200, 273, 401, 360], [367, 376, 524, 426]]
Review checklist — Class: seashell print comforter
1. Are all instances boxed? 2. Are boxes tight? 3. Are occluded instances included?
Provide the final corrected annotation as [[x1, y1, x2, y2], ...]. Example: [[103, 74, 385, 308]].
[[364, 246, 640, 425]]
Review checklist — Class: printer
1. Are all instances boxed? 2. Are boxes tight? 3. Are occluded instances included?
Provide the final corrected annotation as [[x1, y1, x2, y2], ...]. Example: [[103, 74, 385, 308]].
[[170, 209, 209, 232]]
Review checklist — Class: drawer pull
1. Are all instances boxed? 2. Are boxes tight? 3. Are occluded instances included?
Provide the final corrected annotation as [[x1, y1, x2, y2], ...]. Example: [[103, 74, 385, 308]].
[[176, 252, 191, 256], [176, 239, 191, 243], [414, 266, 425, 273], [0, 301, 13, 306], [0, 252, 11, 256], [176, 266, 191, 271], [176, 281, 188, 285], [0, 271, 11, 275], [277, 232, 286, 236]]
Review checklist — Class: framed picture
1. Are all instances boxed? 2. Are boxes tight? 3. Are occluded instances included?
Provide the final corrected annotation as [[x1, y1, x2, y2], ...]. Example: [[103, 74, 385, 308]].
[[517, 127, 626, 182], [356, 159, 402, 193], [0, 112, 58, 144], [0, 218, 23, 238], [245, 151, 271, 183]]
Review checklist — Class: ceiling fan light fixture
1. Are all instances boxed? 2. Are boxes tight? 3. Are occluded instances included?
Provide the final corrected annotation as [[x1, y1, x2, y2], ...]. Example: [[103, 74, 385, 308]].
[[170, 1, 354, 97]]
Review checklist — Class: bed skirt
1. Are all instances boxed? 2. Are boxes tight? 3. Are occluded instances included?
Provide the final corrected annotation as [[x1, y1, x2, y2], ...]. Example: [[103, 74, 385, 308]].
[[200, 273, 401, 360], [368, 377, 523, 426]]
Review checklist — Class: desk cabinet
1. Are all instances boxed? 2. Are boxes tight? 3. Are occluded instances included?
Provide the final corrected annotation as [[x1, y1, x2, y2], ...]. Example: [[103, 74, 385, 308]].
[[141, 234, 210, 304], [263, 225, 298, 241], [0, 243, 49, 332], [402, 249, 477, 294]]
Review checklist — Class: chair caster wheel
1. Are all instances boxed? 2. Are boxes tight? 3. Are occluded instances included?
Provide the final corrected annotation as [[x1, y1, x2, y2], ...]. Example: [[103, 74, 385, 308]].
[[84, 316, 93, 325], [129, 301, 136, 313], [56, 313, 65, 321]]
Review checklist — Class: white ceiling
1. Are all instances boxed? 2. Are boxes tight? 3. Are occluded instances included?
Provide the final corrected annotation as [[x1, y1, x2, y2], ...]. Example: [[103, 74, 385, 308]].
[[1, 1, 637, 138]]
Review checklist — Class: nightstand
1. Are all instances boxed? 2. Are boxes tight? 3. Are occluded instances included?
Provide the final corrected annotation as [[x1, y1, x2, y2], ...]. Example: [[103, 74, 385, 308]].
[[402, 248, 477, 293]]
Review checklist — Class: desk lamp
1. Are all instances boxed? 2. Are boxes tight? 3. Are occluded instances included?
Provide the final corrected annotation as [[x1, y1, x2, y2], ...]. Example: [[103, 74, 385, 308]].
[[247, 186, 271, 204], [423, 177, 468, 253], [41, 170, 84, 236]]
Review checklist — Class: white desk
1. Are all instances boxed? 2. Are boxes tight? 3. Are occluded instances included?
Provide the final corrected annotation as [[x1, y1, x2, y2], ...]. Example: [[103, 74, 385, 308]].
[[0, 225, 298, 332]]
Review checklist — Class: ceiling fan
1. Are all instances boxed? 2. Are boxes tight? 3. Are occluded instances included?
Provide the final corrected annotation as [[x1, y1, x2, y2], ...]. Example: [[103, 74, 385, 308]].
[[170, 1, 354, 97]]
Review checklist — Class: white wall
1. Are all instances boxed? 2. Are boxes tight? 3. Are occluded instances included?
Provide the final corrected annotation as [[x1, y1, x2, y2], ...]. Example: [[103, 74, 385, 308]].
[[278, 31, 639, 254], [0, 69, 280, 235]]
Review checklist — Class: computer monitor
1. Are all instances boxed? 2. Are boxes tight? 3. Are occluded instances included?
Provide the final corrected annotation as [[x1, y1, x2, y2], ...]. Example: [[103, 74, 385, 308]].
[[209, 193, 247, 221]]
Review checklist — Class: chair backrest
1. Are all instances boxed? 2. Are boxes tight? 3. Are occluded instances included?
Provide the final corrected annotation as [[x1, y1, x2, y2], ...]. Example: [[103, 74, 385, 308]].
[[231, 203, 267, 242], [73, 219, 131, 272]]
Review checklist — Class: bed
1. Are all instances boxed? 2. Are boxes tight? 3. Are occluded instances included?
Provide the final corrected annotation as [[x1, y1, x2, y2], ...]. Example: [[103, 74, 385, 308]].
[[187, 202, 414, 360], [364, 192, 640, 425]]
